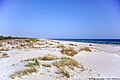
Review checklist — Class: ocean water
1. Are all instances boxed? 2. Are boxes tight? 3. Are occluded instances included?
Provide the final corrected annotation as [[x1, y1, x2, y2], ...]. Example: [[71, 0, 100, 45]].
[[53, 39, 120, 45]]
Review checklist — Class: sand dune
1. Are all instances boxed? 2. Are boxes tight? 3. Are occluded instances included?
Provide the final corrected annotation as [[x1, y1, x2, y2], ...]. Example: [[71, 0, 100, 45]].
[[0, 39, 120, 80]]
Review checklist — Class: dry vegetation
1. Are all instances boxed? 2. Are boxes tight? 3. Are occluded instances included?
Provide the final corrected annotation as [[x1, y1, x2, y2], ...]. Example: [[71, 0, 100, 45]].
[[53, 57, 83, 69], [11, 54, 84, 79], [79, 47, 92, 52], [53, 56, 84, 78], [41, 54, 58, 61], [61, 47, 78, 56], [0, 52, 9, 58], [10, 68, 37, 79], [23, 57, 41, 62], [10, 59, 40, 79], [57, 44, 66, 48], [0, 48, 9, 51], [25, 39, 39, 43], [59, 67, 70, 78]]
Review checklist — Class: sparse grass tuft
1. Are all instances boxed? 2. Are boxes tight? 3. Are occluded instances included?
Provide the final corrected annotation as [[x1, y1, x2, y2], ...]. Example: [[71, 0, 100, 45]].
[[42, 64, 52, 67], [41, 54, 58, 61], [10, 68, 37, 79], [79, 47, 92, 52], [53, 57, 82, 69], [25, 59, 40, 67], [23, 57, 41, 62], [59, 67, 70, 78]]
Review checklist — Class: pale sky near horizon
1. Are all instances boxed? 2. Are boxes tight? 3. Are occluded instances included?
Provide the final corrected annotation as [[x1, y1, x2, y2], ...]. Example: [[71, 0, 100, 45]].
[[0, 0, 120, 39]]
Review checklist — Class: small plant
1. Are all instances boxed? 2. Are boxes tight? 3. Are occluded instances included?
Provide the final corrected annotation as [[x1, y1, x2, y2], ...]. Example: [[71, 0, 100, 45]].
[[42, 54, 58, 61], [79, 47, 92, 52], [10, 68, 37, 79], [23, 57, 41, 62], [25, 59, 40, 67], [59, 67, 70, 78]]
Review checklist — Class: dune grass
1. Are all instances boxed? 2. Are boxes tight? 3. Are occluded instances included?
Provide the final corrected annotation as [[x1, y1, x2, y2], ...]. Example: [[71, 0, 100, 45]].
[[59, 67, 70, 78], [53, 56, 83, 70], [41, 54, 58, 61], [61, 47, 78, 56], [79, 47, 92, 52], [25, 59, 40, 67], [10, 68, 37, 79]]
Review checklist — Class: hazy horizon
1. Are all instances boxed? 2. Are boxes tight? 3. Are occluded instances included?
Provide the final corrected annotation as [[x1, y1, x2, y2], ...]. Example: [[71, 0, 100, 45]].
[[0, 0, 120, 39]]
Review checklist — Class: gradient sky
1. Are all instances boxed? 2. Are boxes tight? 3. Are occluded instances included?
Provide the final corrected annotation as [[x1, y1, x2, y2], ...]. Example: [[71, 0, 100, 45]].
[[0, 0, 120, 39]]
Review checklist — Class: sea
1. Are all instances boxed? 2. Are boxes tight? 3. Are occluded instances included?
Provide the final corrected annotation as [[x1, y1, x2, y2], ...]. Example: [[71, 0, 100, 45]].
[[53, 39, 120, 45]]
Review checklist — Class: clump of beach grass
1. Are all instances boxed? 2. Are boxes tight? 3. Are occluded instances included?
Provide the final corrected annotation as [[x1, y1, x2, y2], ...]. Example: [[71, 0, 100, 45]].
[[79, 47, 92, 52], [53, 56, 83, 70], [61, 47, 78, 56], [59, 67, 70, 78], [57, 44, 66, 48], [25, 38, 39, 43], [25, 59, 40, 67], [10, 68, 37, 79], [23, 57, 41, 62], [41, 54, 58, 61], [53, 57, 84, 78]]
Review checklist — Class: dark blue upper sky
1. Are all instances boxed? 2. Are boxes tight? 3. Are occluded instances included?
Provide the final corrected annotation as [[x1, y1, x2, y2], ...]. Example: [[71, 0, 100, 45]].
[[0, 0, 120, 39]]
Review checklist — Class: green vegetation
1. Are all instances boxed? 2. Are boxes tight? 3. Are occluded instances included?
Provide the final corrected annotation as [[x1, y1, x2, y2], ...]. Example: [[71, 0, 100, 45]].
[[0, 35, 26, 40]]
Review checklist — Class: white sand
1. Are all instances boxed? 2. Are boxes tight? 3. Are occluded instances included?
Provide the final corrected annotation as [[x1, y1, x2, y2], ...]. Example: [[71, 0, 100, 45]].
[[0, 39, 120, 80]]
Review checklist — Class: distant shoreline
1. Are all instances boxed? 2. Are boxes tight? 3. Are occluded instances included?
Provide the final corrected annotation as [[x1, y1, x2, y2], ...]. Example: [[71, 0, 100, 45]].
[[52, 39, 120, 45]]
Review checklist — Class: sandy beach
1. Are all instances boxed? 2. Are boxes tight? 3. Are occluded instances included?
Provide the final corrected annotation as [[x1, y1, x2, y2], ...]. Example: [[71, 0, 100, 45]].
[[0, 39, 120, 80]]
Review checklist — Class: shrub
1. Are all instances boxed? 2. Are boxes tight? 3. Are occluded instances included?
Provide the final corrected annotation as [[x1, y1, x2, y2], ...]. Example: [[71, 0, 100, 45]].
[[79, 47, 92, 52]]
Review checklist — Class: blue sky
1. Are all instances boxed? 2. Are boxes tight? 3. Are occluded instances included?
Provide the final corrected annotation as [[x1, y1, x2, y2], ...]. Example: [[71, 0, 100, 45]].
[[0, 0, 120, 39]]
